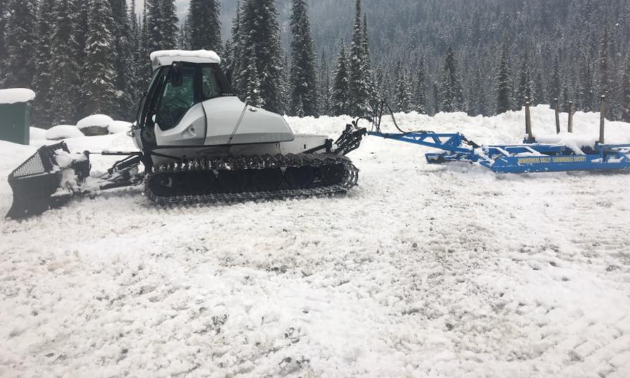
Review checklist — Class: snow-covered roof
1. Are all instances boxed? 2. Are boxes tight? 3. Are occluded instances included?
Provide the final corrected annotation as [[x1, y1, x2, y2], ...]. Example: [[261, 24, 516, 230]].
[[0, 88, 36, 104], [150, 50, 221, 70]]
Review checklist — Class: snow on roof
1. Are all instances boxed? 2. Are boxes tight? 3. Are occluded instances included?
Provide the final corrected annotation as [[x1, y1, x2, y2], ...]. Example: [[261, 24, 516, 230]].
[[0, 88, 36, 104], [77, 114, 113, 129], [150, 50, 221, 70]]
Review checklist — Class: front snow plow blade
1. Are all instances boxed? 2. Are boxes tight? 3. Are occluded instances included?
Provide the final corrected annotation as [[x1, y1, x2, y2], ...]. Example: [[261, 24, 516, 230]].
[[6, 142, 74, 219]]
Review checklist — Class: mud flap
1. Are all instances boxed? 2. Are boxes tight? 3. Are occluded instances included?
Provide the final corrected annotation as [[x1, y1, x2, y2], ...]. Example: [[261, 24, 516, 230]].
[[6, 142, 82, 219]]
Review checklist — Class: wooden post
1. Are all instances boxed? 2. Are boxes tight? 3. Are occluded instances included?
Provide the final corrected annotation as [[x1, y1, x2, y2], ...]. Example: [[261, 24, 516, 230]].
[[525, 97, 533, 141], [600, 95, 606, 144], [568, 101, 573, 133], [554, 98, 560, 134]]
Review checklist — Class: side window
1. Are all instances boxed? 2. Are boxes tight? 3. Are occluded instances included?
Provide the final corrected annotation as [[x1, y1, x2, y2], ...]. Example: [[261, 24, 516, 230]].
[[201, 66, 224, 99], [156, 66, 196, 131]]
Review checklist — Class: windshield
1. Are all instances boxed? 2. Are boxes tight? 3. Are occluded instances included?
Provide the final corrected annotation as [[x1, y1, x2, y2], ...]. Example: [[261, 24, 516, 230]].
[[201, 64, 234, 100]]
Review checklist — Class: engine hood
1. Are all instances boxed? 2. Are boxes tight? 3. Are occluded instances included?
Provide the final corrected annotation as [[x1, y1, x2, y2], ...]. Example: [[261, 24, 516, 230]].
[[202, 97, 295, 146]]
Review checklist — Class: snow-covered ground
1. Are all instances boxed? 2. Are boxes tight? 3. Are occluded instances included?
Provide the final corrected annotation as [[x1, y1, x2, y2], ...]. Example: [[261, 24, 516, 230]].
[[1, 107, 630, 377]]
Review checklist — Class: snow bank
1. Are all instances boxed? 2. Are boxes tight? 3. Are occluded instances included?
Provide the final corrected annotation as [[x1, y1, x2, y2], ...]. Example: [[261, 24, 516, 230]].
[[108, 121, 132, 134], [77, 114, 113, 130], [45, 125, 84, 140], [29, 127, 47, 141], [0, 88, 35, 104], [77, 114, 113, 136]]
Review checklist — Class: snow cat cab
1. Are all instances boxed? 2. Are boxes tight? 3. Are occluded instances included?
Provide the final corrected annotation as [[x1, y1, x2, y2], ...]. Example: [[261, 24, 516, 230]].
[[6, 50, 366, 219]]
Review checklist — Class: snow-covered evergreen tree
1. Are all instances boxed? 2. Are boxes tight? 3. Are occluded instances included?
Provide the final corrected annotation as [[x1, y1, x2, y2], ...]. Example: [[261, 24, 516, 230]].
[[415, 58, 427, 114], [331, 41, 350, 116], [159, 0, 178, 49], [518, 49, 533, 106], [348, 0, 371, 117], [71, 0, 90, 119], [549, 56, 561, 107], [318, 52, 331, 116], [128, 0, 144, 100], [577, 53, 594, 112], [49, 0, 81, 124], [496, 40, 513, 114], [188, 0, 221, 51], [2, 0, 36, 88], [238, 0, 284, 114], [0, 0, 7, 81], [83, 0, 118, 116], [621, 55, 630, 123], [289, 0, 318, 117], [440, 46, 464, 113], [362, 14, 376, 108], [32, 0, 55, 128], [229, 1, 243, 94], [241, 44, 264, 108], [394, 62, 412, 113], [110, 0, 134, 119]]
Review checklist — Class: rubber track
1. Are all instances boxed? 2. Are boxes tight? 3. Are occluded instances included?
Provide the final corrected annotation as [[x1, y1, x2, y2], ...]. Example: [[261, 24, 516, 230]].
[[143, 153, 359, 205]]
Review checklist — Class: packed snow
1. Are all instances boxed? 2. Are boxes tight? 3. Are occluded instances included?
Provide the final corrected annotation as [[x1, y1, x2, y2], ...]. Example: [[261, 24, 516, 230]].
[[0, 88, 36, 104], [1, 106, 630, 378]]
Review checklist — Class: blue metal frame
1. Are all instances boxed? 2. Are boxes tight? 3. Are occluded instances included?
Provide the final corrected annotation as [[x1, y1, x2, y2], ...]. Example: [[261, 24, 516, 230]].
[[368, 131, 630, 173]]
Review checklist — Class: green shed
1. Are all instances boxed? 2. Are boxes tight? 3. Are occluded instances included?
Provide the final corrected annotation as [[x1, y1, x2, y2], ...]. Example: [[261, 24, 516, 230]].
[[0, 88, 36, 145]]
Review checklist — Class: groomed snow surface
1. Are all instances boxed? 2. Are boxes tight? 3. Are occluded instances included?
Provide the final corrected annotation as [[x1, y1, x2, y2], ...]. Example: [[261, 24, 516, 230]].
[[1, 106, 630, 377]]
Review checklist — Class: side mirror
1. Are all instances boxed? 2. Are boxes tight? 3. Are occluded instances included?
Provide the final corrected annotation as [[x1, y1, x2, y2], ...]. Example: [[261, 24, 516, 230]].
[[170, 62, 183, 87]]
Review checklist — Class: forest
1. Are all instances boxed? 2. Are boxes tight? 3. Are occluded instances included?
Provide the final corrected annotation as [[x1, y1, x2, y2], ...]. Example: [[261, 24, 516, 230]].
[[1, 0, 629, 128]]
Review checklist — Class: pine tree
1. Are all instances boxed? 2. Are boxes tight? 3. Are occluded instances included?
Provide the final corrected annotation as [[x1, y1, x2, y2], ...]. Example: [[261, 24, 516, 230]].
[[440, 46, 465, 112], [331, 41, 350, 116], [83, 0, 118, 116], [394, 62, 412, 113], [518, 49, 533, 105], [188, 0, 221, 51], [362, 14, 376, 108], [241, 44, 263, 108], [50, 0, 81, 124], [72, 0, 90, 119], [229, 1, 243, 94], [2, 0, 36, 88], [348, 0, 371, 117], [549, 56, 561, 107], [145, 0, 161, 52], [0, 0, 7, 81], [318, 52, 331, 116], [128, 0, 144, 101], [139, 5, 152, 86], [496, 40, 513, 114], [289, 0, 318, 117], [621, 55, 630, 123], [415, 58, 427, 114], [432, 81, 440, 114], [238, 0, 284, 113], [32, 0, 55, 128], [110, 0, 134, 119], [578, 53, 594, 112], [159, 0, 178, 49]]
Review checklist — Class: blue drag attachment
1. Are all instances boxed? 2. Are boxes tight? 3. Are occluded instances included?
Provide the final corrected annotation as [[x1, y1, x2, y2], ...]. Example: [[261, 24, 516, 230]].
[[364, 100, 630, 173], [368, 130, 630, 173]]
